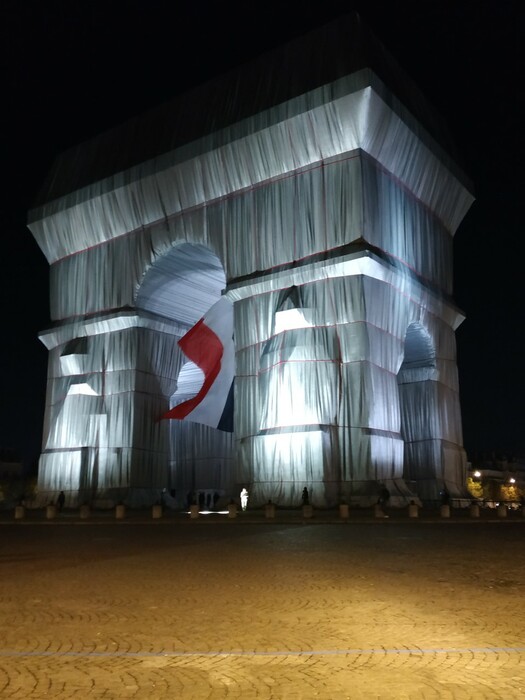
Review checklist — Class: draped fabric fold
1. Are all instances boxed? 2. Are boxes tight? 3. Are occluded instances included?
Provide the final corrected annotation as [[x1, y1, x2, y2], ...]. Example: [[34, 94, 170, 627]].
[[162, 297, 234, 431]]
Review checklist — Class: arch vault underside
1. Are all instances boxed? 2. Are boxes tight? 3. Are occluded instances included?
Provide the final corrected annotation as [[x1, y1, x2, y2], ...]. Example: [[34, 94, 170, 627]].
[[28, 18, 474, 507]]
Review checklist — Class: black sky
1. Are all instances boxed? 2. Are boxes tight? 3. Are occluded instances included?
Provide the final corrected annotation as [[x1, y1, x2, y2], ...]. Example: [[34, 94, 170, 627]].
[[1, 0, 523, 469]]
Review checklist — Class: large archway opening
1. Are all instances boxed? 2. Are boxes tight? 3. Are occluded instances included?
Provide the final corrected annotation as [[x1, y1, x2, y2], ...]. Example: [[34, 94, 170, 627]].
[[397, 323, 437, 495], [136, 243, 226, 324], [136, 243, 233, 507]]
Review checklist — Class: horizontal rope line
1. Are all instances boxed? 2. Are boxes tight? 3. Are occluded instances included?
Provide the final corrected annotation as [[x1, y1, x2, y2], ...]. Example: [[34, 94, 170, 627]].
[[1, 646, 524, 659]]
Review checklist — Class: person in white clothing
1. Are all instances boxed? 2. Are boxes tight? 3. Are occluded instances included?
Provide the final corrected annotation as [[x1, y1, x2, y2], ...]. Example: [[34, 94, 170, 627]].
[[240, 488, 249, 511]]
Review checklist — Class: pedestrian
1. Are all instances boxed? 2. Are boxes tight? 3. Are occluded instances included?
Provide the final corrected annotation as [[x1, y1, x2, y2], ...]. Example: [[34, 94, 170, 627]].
[[240, 487, 249, 511], [57, 491, 65, 511], [302, 487, 309, 505], [440, 486, 450, 506], [377, 483, 390, 510]]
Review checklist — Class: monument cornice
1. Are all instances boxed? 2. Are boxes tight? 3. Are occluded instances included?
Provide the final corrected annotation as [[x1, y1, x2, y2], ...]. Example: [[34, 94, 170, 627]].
[[28, 74, 473, 265]]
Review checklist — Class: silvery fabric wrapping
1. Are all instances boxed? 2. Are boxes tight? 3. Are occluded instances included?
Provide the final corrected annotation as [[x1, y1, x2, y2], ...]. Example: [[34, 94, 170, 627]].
[[45, 153, 455, 322], [29, 21, 473, 507]]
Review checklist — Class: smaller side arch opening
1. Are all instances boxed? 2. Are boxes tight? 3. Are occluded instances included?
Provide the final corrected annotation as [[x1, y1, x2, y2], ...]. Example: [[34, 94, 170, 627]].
[[400, 323, 436, 376], [397, 323, 437, 492]]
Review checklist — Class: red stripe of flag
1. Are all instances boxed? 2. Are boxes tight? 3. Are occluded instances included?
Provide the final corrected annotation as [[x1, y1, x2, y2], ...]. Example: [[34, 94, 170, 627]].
[[161, 320, 223, 420]]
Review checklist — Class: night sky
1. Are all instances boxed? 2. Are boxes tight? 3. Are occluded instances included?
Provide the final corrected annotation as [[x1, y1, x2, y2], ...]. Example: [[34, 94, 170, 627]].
[[1, 0, 522, 470]]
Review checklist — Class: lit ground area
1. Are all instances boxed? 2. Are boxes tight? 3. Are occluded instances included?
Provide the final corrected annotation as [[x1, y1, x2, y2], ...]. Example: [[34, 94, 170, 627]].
[[0, 520, 524, 699]]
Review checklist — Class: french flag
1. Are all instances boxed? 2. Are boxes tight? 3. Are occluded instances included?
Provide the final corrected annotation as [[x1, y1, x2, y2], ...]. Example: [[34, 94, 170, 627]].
[[162, 296, 234, 431]]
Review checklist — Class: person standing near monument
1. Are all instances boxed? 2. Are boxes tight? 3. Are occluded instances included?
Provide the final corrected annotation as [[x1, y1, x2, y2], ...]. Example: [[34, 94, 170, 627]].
[[240, 488, 249, 511], [377, 484, 390, 511]]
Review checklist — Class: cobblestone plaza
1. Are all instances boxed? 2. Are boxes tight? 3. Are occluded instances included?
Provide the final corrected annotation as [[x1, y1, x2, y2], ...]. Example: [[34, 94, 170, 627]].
[[1, 516, 524, 698]]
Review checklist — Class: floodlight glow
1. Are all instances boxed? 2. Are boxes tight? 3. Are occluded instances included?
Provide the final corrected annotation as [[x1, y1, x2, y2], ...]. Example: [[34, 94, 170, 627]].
[[67, 383, 98, 396], [274, 308, 313, 334], [474, 471, 481, 478], [509, 477, 516, 484], [257, 430, 325, 480]]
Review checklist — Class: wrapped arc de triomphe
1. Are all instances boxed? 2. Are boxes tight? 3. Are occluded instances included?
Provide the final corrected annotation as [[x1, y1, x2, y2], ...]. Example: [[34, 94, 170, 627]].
[[28, 16, 474, 508]]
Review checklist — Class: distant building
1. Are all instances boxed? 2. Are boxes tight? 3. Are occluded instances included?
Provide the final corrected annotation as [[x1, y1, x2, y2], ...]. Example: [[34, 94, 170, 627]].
[[468, 456, 525, 502]]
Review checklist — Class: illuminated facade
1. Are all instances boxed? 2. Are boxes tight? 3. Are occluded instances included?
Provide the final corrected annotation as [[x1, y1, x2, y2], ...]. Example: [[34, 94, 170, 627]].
[[28, 16, 474, 506]]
